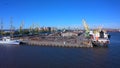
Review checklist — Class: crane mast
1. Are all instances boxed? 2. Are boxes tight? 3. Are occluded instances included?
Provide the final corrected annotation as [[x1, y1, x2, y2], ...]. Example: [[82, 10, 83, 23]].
[[82, 19, 90, 37], [19, 20, 24, 34], [10, 17, 13, 38], [0, 18, 3, 37]]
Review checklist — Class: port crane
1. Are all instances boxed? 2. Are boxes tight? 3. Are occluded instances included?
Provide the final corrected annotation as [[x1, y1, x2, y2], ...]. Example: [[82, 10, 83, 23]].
[[82, 19, 110, 46], [29, 23, 40, 34], [82, 19, 90, 37], [0, 18, 3, 36], [19, 20, 24, 34]]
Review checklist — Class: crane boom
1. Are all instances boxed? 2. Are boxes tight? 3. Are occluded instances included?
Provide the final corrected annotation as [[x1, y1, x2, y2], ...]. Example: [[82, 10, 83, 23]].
[[82, 19, 90, 37], [19, 20, 24, 34], [82, 19, 90, 33]]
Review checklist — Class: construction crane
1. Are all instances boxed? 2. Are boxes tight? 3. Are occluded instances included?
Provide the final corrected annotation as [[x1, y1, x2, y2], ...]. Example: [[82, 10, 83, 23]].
[[10, 17, 14, 38], [34, 24, 40, 32], [82, 19, 90, 37], [0, 18, 3, 36], [19, 20, 24, 34], [29, 23, 40, 34]]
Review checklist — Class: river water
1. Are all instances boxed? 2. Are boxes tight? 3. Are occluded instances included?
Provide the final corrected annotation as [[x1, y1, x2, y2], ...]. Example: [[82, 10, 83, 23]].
[[0, 32, 120, 68]]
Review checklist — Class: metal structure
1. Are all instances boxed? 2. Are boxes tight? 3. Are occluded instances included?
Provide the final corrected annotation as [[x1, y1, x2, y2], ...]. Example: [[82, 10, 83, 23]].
[[0, 18, 3, 36], [29, 23, 40, 34], [82, 19, 90, 37], [10, 17, 14, 38], [19, 20, 24, 34]]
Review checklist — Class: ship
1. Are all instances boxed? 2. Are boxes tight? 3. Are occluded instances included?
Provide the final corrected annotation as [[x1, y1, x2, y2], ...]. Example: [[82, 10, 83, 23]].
[[89, 30, 110, 47], [82, 19, 110, 47], [0, 37, 20, 45], [0, 18, 20, 45]]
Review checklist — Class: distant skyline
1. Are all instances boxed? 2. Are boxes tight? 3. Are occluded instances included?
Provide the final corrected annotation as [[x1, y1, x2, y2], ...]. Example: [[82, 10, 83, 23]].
[[0, 0, 120, 29]]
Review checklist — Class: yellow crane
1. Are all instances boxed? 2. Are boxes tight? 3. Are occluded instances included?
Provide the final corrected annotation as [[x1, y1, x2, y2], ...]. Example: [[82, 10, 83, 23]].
[[19, 20, 24, 34], [29, 23, 40, 34], [0, 18, 3, 36], [82, 19, 90, 37], [34, 23, 40, 32], [29, 23, 34, 33]]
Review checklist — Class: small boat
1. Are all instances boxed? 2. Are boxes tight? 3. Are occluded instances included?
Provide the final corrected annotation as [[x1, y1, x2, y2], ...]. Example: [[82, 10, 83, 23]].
[[0, 37, 20, 45]]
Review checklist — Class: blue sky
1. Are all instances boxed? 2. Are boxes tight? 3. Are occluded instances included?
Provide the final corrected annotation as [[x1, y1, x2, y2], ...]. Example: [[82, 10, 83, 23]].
[[0, 0, 120, 29]]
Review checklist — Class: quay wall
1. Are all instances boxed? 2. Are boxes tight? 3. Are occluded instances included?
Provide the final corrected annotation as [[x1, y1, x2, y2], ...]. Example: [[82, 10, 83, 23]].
[[21, 40, 93, 48], [20, 34, 93, 48]]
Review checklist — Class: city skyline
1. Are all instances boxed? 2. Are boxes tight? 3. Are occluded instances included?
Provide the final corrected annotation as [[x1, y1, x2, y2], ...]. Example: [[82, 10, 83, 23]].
[[0, 0, 120, 29]]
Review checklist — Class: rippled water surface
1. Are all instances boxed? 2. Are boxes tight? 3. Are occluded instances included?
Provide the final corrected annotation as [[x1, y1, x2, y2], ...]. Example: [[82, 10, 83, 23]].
[[0, 32, 120, 68]]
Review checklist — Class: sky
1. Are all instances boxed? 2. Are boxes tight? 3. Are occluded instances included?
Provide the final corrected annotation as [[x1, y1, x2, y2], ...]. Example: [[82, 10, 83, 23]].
[[0, 0, 120, 29]]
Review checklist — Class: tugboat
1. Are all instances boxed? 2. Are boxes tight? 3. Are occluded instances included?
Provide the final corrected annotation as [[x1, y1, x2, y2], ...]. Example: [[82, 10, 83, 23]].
[[82, 19, 110, 47]]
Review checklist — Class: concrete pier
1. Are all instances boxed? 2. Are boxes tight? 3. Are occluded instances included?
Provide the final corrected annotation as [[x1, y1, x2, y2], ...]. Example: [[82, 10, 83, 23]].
[[21, 40, 93, 48], [20, 34, 93, 48]]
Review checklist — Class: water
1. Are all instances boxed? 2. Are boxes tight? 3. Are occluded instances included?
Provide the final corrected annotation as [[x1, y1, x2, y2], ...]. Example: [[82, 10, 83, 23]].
[[0, 32, 120, 68]]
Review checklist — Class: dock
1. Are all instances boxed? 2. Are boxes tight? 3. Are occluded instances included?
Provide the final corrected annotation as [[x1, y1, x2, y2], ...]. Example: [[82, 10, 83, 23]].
[[21, 40, 92, 48], [20, 34, 93, 48]]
